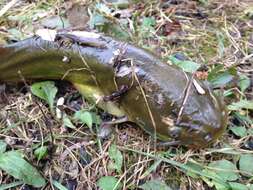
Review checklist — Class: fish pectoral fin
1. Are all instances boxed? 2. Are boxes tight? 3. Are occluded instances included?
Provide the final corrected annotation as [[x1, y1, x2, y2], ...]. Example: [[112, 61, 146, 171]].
[[73, 83, 126, 117]]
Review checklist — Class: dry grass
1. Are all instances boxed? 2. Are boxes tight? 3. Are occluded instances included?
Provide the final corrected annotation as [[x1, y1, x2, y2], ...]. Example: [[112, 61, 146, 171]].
[[0, 0, 253, 189]]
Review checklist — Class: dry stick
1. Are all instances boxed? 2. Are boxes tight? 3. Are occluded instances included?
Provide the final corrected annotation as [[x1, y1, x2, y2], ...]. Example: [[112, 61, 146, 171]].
[[176, 73, 194, 125], [61, 143, 93, 190], [224, 17, 246, 57], [74, 42, 111, 175], [76, 45, 106, 161], [125, 158, 153, 185], [61, 68, 90, 80], [77, 44, 100, 87], [60, 141, 95, 161], [135, 151, 146, 185], [0, 133, 32, 142], [112, 158, 153, 190], [17, 71, 55, 146], [0, 0, 19, 17], [35, 100, 55, 144], [131, 63, 157, 152], [49, 166, 56, 190]]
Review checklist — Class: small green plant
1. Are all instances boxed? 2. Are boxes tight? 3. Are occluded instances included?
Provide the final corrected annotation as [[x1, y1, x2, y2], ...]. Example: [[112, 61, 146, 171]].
[[97, 176, 122, 190], [0, 149, 46, 188], [31, 81, 58, 113], [34, 146, 48, 161], [169, 55, 200, 73], [108, 144, 123, 174]]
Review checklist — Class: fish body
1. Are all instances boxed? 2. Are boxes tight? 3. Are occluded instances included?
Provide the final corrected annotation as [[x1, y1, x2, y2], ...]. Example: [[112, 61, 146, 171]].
[[0, 31, 227, 147]]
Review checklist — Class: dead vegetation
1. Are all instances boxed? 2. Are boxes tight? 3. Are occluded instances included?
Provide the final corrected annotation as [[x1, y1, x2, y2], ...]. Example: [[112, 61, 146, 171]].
[[0, 0, 253, 189]]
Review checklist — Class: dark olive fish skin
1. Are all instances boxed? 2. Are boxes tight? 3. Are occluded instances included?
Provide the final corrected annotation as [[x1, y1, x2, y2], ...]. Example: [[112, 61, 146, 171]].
[[0, 31, 227, 147]]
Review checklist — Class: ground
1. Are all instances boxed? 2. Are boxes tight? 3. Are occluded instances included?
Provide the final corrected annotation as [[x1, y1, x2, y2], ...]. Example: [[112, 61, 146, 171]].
[[0, 0, 252, 190]]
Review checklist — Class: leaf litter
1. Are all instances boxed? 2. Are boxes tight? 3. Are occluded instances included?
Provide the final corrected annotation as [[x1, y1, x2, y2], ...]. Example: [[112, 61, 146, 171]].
[[0, 0, 253, 189]]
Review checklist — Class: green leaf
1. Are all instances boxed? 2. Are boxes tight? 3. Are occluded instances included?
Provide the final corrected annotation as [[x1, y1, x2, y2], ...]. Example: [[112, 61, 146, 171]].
[[108, 144, 123, 174], [208, 66, 236, 88], [34, 146, 48, 161], [201, 169, 218, 188], [97, 176, 122, 190], [106, 24, 130, 41], [212, 180, 230, 190], [0, 151, 46, 187], [31, 81, 58, 112], [208, 160, 239, 181], [0, 140, 7, 153], [185, 161, 204, 178], [198, 0, 208, 4], [63, 114, 76, 129], [139, 17, 156, 38], [0, 181, 24, 190], [89, 13, 107, 29], [169, 56, 200, 73], [206, 145, 244, 155], [89, 3, 130, 41], [248, 128, 253, 135], [52, 180, 68, 190], [208, 65, 224, 81], [141, 160, 162, 179], [8, 15, 28, 22], [124, 147, 230, 188], [239, 154, 253, 176], [95, 3, 111, 14], [139, 180, 172, 190], [74, 110, 94, 129], [228, 100, 253, 111], [7, 28, 27, 40], [209, 72, 234, 88], [223, 89, 234, 97], [238, 74, 250, 92], [229, 182, 248, 190], [234, 112, 253, 125], [230, 126, 247, 137], [201, 168, 230, 190], [142, 17, 156, 28], [41, 16, 70, 29]]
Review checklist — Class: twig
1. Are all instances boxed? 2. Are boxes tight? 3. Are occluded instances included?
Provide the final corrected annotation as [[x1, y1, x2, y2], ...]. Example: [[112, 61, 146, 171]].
[[77, 45, 100, 87], [61, 68, 90, 80], [176, 73, 194, 125], [131, 61, 157, 152], [0, 0, 19, 18], [17, 71, 55, 146]]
